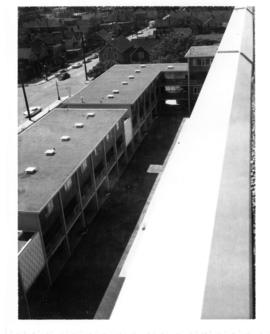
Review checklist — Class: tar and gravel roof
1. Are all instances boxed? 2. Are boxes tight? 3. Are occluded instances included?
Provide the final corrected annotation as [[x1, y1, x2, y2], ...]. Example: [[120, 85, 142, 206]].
[[62, 63, 188, 107], [185, 44, 219, 58], [18, 108, 127, 213]]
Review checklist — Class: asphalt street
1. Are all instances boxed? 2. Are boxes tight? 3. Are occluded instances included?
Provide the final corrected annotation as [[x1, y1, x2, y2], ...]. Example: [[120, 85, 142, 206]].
[[18, 58, 99, 126]]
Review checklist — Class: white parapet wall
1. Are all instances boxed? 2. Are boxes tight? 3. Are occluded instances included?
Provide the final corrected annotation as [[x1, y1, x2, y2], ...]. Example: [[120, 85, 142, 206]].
[[107, 6, 254, 321]]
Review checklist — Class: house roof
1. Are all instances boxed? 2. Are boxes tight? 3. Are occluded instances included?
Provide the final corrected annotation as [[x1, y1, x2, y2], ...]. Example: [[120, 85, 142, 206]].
[[96, 29, 113, 41], [185, 44, 219, 58], [131, 39, 158, 53], [110, 36, 132, 53], [63, 63, 188, 107], [128, 27, 156, 41], [18, 108, 127, 213]]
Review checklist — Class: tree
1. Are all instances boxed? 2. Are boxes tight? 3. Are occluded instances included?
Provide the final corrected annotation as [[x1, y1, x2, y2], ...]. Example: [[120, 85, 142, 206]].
[[150, 31, 194, 63], [87, 60, 117, 79]]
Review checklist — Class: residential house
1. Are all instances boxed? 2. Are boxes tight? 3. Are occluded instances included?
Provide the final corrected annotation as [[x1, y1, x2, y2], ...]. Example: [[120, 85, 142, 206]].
[[99, 36, 133, 63], [99, 36, 153, 65]]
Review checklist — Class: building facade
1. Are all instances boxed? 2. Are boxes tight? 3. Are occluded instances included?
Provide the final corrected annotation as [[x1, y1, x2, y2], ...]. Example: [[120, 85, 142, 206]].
[[185, 44, 219, 109]]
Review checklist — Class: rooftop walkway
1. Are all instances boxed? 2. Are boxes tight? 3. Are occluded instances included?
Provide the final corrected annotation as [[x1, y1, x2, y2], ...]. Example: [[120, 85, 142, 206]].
[[108, 7, 254, 321]]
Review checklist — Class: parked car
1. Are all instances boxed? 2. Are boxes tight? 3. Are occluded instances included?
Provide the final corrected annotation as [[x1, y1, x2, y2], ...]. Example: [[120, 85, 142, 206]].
[[71, 62, 82, 69], [23, 106, 42, 118], [88, 53, 99, 60], [58, 72, 70, 81], [55, 69, 67, 77], [85, 58, 92, 63]]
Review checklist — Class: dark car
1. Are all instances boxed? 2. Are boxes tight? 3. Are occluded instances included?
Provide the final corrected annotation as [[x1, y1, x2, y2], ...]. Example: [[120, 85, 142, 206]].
[[58, 72, 70, 81], [55, 69, 67, 77]]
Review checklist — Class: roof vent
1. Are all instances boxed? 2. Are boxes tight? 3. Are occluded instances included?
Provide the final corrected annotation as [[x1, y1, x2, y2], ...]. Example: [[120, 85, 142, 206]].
[[135, 69, 141, 73], [122, 81, 128, 85], [86, 112, 95, 118], [25, 167, 37, 174], [140, 64, 146, 68], [75, 123, 84, 128], [61, 135, 70, 142], [112, 89, 119, 94], [45, 148, 56, 156], [167, 65, 174, 69], [128, 75, 135, 79], [107, 94, 114, 99]]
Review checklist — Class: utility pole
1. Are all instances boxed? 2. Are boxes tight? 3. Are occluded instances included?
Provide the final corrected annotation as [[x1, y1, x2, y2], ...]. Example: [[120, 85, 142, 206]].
[[81, 33, 88, 81], [43, 64, 48, 81], [19, 68, 31, 120], [56, 81, 60, 100]]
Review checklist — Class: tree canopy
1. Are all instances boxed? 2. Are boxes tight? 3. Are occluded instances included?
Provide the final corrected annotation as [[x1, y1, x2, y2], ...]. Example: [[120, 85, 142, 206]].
[[88, 59, 117, 78], [150, 31, 194, 63]]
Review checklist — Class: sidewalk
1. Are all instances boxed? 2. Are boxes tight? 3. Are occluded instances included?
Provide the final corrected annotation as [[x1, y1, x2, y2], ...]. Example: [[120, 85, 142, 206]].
[[18, 96, 69, 134]]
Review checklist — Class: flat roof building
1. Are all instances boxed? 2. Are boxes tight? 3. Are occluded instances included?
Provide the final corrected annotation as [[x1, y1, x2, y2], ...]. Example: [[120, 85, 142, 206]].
[[63, 63, 188, 108], [184, 44, 219, 58], [19, 108, 127, 213], [185, 44, 219, 109], [18, 107, 133, 306], [18, 62, 190, 317]]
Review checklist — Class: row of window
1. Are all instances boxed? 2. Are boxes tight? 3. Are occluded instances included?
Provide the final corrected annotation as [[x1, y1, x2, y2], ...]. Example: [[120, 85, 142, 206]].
[[191, 58, 212, 67], [163, 72, 187, 80], [44, 134, 125, 219], [193, 86, 201, 94], [165, 85, 184, 93], [133, 83, 157, 123]]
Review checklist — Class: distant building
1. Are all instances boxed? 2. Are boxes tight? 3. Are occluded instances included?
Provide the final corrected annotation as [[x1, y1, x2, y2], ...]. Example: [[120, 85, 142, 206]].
[[96, 29, 114, 42], [185, 44, 219, 109], [99, 36, 156, 64], [99, 36, 133, 63]]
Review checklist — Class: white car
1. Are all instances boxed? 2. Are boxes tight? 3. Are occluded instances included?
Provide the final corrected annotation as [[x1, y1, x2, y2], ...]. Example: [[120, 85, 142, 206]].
[[71, 62, 82, 69], [24, 106, 42, 118]]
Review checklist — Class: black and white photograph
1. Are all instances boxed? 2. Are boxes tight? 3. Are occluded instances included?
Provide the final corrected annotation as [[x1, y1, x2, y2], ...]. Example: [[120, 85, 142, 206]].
[[2, 1, 270, 333]]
